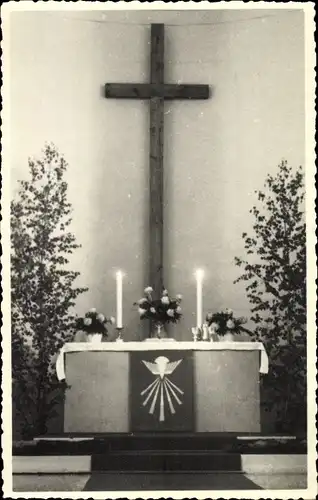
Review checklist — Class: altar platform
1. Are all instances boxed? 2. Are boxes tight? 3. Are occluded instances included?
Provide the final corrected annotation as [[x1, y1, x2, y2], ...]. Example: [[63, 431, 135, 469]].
[[56, 341, 268, 434], [13, 434, 307, 480]]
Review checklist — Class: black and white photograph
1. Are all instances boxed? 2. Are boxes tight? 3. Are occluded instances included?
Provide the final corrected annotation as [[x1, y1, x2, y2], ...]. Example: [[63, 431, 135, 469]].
[[1, 1, 316, 498]]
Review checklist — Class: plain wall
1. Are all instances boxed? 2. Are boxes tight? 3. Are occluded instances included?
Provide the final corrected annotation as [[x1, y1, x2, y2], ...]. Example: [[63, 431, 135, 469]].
[[9, 9, 305, 341]]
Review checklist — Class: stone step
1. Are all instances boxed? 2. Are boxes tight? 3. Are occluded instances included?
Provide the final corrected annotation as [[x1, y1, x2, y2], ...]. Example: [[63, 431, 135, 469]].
[[12, 472, 309, 492], [13, 454, 307, 474], [91, 452, 243, 471], [14, 434, 305, 456]]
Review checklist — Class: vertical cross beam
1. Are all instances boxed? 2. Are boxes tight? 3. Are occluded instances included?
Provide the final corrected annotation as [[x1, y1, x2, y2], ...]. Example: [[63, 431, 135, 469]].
[[105, 22, 210, 327], [149, 24, 164, 299]]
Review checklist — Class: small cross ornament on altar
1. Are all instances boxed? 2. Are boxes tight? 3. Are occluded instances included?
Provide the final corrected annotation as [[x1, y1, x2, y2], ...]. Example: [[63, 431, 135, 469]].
[[202, 323, 209, 341]]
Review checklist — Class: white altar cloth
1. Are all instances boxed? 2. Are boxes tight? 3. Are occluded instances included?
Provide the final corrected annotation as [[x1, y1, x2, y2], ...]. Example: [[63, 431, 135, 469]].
[[56, 341, 269, 381]]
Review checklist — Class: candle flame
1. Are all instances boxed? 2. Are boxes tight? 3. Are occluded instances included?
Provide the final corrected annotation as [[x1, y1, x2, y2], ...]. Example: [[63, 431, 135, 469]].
[[195, 269, 204, 279]]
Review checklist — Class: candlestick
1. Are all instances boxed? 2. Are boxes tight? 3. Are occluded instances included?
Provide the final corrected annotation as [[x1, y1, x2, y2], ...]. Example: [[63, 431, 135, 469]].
[[195, 269, 204, 328], [116, 270, 123, 329], [115, 327, 124, 342]]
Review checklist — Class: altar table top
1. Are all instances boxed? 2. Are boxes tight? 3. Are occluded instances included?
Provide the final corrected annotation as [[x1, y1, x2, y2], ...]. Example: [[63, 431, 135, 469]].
[[56, 341, 268, 381]]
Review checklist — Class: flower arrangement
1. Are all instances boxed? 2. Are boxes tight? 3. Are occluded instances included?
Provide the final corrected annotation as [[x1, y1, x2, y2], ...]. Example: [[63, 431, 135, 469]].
[[76, 308, 115, 337], [206, 308, 247, 336], [135, 287, 182, 325]]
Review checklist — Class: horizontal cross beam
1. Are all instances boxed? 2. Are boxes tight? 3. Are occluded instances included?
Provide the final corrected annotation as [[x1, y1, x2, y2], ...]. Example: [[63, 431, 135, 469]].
[[105, 83, 209, 100]]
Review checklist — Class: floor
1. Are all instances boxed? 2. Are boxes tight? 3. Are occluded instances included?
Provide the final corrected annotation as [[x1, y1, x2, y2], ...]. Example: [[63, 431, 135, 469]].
[[12, 472, 307, 492]]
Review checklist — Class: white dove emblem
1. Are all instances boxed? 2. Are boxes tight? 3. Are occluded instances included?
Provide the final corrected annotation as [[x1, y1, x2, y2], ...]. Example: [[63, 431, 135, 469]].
[[141, 356, 183, 422]]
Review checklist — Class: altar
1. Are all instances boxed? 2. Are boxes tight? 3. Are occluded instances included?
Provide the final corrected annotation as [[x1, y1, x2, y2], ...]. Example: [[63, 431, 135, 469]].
[[56, 341, 268, 434], [52, 21, 268, 437]]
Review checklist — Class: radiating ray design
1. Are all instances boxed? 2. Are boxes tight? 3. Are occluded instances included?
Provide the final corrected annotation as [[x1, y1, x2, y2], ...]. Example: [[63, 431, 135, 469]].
[[141, 377, 158, 396], [166, 377, 184, 395], [149, 381, 161, 414], [165, 378, 183, 405], [141, 356, 184, 421], [142, 378, 160, 406], [164, 381, 176, 414], [159, 383, 164, 421]]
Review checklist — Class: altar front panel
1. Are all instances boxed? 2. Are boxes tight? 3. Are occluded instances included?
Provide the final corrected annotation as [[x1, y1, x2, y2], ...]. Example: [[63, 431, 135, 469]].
[[64, 352, 129, 433], [62, 344, 264, 434], [130, 350, 194, 432], [195, 350, 260, 432]]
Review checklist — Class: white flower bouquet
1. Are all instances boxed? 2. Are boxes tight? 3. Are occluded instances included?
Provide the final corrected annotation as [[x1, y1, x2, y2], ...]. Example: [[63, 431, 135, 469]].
[[134, 287, 182, 325], [76, 308, 115, 338], [206, 308, 247, 336]]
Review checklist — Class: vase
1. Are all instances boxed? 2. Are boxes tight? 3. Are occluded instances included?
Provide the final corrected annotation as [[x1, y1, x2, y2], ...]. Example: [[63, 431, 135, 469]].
[[153, 322, 166, 339], [87, 333, 103, 343], [218, 332, 235, 342], [144, 322, 176, 341]]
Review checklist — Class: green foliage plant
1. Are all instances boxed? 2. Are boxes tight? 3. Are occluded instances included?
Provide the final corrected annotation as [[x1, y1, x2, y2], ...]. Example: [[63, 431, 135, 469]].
[[11, 144, 88, 438], [234, 160, 306, 433]]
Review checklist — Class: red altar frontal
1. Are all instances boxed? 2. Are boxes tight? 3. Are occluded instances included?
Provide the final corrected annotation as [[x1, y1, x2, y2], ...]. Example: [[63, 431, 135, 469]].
[[56, 342, 268, 434]]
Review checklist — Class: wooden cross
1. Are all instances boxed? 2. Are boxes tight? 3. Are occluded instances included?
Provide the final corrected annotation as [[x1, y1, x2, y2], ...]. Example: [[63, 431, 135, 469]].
[[105, 24, 209, 298]]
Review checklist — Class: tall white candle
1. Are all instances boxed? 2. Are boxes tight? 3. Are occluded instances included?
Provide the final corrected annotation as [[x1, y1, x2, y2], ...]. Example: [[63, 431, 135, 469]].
[[116, 271, 123, 328], [195, 269, 204, 328]]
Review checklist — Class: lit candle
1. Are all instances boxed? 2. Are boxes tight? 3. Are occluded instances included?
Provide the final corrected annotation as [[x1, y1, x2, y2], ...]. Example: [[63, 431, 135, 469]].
[[195, 269, 204, 328], [116, 271, 123, 328]]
